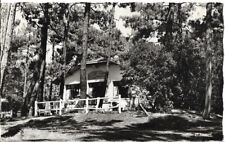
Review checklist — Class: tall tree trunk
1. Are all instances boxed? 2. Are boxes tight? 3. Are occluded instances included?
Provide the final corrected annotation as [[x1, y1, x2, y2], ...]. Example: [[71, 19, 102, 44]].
[[80, 3, 90, 100], [28, 3, 49, 116], [49, 39, 55, 101], [39, 57, 47, 102], [203, 3, 213, 119], [163, 3, 176, 104], [104, 3, 116, 96], [21, 34, 30, 115], [38, 4, 49, 102], [165, 3, 175, 45], [0, 3, 16, 115], [22, 30, 39, 116], [28, 61, 46, 116], [176, 3, 182, 41], [22, 77, 35, 116], [59, 4, 70, 100]]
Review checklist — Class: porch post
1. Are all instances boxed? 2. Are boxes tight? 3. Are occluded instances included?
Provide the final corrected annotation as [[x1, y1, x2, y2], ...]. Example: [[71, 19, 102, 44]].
[[106, 80, 114, 98], [86, 81, 89, 95], [118, 95, 121, 113], [34, 100, 38, 116], [59, 99, 62, 115], [85, 97, 89, 114], [96, 97, 100, 109], [63, 85, 67, 101]]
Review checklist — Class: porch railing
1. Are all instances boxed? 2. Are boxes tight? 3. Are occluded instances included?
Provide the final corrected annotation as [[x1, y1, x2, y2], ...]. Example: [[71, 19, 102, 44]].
[[34, 99, 63, 116], [34, 95, 121, 116], [0, 110, 13, 118]]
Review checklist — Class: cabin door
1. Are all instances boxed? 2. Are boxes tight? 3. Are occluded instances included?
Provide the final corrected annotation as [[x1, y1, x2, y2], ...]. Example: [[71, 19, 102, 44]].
[[89, 82, 105, 98]]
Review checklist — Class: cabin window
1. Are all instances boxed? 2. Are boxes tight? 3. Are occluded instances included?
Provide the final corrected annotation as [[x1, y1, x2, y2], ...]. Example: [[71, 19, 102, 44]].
[[88, 82, 105, 98], [113, 81, 129, 98], [66, 84, 80, 99]]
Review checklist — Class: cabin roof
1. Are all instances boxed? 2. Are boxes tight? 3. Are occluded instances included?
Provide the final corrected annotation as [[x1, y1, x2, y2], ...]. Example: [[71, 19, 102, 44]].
[[52, 58, 120, 84], [79, 57, 119, 65], [53, 57, 119, 84], [68, 58, 119, 75]]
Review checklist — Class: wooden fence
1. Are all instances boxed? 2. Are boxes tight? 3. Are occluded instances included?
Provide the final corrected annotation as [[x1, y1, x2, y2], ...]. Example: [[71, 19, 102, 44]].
[[34, 95, 121, 116], [34, 99, 63, 116], [0, 110, 13, 118]]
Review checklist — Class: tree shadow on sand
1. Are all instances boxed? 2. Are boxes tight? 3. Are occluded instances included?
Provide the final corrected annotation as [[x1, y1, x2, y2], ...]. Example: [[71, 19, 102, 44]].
[[1, 115, 123, 137], [1, 111, 222, 141], [80, 113, 222, 141]]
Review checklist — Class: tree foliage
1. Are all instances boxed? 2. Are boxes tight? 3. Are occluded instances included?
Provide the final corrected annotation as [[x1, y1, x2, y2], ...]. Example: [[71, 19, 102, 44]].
[[122, 3, 223, 114], [2, 2, 223, 117]]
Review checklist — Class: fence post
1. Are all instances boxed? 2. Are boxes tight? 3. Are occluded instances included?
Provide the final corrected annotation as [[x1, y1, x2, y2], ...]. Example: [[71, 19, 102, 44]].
[[34, 101, 38, 116], [118, 95, 121, 113], [10, 110, 13, 118], [96, 97, 100, 108], [59, 99, 62, 115], [110, 100, 113, 111], [86, 97, 89, 114]]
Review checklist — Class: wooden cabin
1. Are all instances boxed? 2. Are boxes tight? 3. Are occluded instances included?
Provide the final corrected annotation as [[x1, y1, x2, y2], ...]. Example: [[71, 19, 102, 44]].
[[63, 58, 129, 102]]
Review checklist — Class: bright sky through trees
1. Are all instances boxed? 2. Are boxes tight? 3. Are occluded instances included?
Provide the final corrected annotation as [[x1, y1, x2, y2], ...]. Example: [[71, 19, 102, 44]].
[[13, 3, 206, 63]]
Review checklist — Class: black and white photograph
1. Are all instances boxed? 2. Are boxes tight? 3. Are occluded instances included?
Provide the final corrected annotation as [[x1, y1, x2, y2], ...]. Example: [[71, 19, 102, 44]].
[[0, 1, 224, 141]]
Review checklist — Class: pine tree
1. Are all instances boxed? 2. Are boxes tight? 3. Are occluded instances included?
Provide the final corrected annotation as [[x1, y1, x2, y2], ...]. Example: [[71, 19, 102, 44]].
[[0, 3, 17, 115], [28, 3, 50, 116], [80, 3, 90, 100], [104, 3, 116, 96], [203, 3, 213, 119]]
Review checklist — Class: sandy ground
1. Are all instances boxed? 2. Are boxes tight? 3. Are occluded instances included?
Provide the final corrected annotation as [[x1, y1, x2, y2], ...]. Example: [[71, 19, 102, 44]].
[[0, 109, 222, 141]]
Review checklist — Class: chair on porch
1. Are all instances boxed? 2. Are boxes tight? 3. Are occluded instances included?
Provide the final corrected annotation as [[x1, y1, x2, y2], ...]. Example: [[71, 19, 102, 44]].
[[38, 102, 52, 116]]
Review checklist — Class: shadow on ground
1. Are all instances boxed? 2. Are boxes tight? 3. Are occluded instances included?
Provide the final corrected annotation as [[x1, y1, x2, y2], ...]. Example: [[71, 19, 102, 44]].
[[83, 116, 222, 141], [1, 110, 222, 141]]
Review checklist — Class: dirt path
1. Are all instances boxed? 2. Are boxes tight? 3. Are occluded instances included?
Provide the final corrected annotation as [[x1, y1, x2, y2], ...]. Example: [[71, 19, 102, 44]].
[[0, 110, 222, 141]]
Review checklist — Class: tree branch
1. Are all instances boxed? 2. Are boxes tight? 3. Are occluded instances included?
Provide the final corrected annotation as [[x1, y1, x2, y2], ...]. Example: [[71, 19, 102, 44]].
[[49, 24, 63, 37]]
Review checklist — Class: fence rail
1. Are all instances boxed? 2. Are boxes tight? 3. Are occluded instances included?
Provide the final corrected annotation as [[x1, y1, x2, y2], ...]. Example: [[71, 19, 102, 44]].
[[34, 95, 121, 116], [34, 99, 63, 116], [0, 110, 13, 118]]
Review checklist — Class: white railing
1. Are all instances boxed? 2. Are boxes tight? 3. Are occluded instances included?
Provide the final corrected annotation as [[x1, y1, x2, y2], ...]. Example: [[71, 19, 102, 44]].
[[64, 95, 121, 113], [34, 99, 63, 116], [0, 110, 13, 118], [34, 95, 121, 116]]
